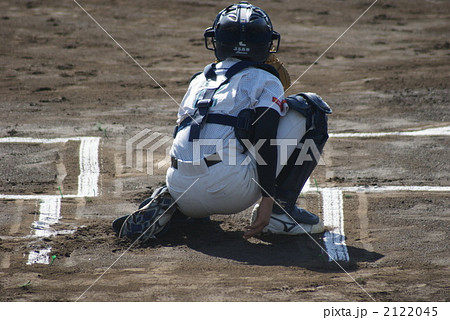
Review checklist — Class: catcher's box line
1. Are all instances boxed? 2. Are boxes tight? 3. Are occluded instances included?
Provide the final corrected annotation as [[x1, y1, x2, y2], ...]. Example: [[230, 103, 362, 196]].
[[1, 122, 448, 264], [0, 137, 101, 264], [0, 137, 100, 199], [27, 247, 52, 265], [317, 185, 450, 264], [321, 186, 450, 193], [329, 125, 450, 138], [321, 123, 450, 261], [260, 181, 449, 299], [321, 189, 349, 262]]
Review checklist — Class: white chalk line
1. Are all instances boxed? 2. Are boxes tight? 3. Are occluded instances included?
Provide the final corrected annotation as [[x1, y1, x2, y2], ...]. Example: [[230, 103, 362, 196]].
[[2, 125, 449, 264], [0, 137, 95, 144], [310, 124, 450, 262], [78, 137, 100, 197], [322, 185, 450, 193], [32, 197, 62, 237], [329, 125, 450, 138], [0, 137, 100, 264], [316, 185, 450, 262], [321, 189, 349, 262], [27, 247, 52, 265]]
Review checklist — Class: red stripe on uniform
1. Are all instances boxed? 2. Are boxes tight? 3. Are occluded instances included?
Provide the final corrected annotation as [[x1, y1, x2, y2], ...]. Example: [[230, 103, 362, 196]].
[[272, 97, 286, 112]]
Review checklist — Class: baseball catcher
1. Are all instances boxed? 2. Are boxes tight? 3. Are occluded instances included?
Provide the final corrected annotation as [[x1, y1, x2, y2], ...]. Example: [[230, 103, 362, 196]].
[[114, 1, 331, 241]]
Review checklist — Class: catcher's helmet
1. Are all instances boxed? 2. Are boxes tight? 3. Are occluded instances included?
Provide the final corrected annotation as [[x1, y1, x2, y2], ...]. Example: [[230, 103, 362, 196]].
[[204, 1, 280, 63]]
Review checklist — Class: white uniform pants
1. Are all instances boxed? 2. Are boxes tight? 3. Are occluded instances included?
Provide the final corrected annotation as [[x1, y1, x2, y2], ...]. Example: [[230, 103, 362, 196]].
[[166, 110, 306, 218]]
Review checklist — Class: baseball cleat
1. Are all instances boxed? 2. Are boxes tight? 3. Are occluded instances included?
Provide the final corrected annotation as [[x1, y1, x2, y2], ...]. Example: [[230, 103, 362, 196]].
[[115, 186, 177, 241], [272, 199, 320, 225], [285, 206, 320, 225], [251, 204, 325, 235]]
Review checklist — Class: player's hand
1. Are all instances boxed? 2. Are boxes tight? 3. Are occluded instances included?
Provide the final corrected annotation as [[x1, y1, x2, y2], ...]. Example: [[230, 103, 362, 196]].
[[243, 197, 273, 239]]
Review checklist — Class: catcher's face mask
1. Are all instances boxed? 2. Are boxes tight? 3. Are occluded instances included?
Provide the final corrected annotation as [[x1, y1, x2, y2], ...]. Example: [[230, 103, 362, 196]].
[[204, 1, 280, 63]]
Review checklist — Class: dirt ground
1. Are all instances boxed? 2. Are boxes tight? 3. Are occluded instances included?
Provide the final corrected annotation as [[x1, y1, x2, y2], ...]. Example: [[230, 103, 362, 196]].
[[0, 0, 449, 302]]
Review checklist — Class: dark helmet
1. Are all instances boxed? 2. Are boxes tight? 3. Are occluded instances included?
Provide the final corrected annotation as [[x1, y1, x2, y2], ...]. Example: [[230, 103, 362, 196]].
[[204, 1, 280, 63]]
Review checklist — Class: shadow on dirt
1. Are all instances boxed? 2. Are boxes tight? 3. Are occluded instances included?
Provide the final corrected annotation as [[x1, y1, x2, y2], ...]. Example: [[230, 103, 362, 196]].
[[145, 219, 384, 272]]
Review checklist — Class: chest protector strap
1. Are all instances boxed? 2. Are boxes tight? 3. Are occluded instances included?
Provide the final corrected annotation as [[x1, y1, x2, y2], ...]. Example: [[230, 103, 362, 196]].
[[186, 60, 279, 141]]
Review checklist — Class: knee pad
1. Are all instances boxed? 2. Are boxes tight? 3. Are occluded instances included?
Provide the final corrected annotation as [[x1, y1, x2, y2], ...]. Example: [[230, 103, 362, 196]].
[[286, 92, 331, 149]]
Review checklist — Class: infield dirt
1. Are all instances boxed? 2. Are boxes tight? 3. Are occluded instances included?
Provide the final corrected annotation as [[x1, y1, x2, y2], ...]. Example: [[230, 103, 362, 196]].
[[0, 0, 449, 301]]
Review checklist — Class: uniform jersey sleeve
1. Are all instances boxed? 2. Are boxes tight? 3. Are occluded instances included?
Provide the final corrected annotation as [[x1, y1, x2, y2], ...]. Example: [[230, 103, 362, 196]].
[[241, 69, 288, 116]]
